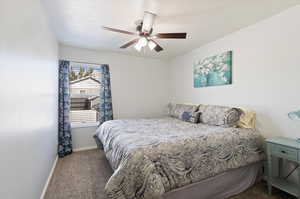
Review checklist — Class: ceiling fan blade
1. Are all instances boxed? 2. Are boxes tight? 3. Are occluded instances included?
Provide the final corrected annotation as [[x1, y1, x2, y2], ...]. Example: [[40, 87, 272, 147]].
[[154, 33, 187, 39], [102, 26, 136, 35], [150, 40, 163, 52], [154, 45, 163, 52], [120, 38, 139, 49]]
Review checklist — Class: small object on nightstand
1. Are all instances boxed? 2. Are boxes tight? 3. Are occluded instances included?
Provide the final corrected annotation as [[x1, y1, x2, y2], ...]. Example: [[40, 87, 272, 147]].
[[288, 109, 300, 143], [266, 137, 300, 198]]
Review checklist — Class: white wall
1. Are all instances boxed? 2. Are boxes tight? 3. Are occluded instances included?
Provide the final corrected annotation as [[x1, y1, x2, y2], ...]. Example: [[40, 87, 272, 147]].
[[0, 0, 58, 198], [59, 45, 169, 149], [169, 5, 300, 139]]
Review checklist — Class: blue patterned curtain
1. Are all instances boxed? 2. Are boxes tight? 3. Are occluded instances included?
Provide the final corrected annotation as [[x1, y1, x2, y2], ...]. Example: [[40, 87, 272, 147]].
[[99, 65, 113, 124], [58, 60, 72, 157]]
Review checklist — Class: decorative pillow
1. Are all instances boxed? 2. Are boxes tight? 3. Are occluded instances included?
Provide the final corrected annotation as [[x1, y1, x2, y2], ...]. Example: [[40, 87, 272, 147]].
[[170, 104, 199, 119], [198, 105, 241, 127], [180, 111, 201, 123], [237, 107, 256, 128]]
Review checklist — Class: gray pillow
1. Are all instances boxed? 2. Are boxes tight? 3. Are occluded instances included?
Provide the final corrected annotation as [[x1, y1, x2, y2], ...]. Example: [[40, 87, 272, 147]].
[[180, 111, 201, 123], [169, 104, 199, 119], [198, 105, 241, 127]]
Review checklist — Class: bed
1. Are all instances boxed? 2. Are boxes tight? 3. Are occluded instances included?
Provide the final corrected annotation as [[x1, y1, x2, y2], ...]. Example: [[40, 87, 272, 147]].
[[94, 105, 265, 199]]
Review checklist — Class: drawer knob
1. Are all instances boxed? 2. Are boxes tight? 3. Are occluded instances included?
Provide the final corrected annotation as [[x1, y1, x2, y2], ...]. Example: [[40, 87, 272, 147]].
[[281, 150, 286, 154]]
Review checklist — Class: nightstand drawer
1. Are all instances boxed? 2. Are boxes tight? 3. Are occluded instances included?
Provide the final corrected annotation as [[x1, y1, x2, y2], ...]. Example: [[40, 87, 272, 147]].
[[271, 144, 298, 161]]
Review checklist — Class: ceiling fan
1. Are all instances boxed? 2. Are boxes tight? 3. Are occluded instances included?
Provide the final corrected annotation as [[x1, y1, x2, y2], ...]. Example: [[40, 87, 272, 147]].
[[102, 11, 187, 52]]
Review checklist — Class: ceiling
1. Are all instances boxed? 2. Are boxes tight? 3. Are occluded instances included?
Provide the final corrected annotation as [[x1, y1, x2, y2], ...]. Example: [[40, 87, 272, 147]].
[[42, 0, 300, 59]]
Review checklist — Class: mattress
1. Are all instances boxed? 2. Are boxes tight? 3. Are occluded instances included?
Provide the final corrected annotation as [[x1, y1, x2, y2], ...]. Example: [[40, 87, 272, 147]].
[[95, 117, 264, 199]]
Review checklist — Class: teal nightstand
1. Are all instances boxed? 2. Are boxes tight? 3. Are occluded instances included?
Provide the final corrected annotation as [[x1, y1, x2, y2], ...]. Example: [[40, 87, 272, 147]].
[[266, 137, 300, 198]]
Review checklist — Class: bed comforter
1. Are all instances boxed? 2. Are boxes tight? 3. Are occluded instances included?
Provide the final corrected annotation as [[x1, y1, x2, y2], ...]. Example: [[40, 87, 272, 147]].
[[95, 117, 264, 199]]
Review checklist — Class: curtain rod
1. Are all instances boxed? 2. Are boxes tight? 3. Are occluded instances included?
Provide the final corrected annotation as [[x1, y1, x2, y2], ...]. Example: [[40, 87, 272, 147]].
[[66, 60, 107, 66]]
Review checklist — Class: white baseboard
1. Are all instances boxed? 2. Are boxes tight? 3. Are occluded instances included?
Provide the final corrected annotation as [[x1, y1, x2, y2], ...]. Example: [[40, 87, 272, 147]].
[[40, 155, 58, 199], [73, 146, 97, 152]]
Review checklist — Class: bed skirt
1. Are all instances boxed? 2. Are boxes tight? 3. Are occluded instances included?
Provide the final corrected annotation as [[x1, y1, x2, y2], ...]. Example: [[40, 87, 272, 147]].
[[163, 162, 262, 199]]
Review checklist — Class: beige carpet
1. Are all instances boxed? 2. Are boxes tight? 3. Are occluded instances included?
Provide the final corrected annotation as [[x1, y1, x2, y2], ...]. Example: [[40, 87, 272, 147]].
[[45, 149, 295, 199]]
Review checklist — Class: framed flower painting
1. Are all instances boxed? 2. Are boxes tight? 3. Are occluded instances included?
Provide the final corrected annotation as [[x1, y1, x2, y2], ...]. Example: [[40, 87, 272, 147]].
[[193, 51, 232, 88]]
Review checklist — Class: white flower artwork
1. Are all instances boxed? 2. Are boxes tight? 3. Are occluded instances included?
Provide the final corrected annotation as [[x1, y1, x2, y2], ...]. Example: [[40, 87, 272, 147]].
[[193, 51, 232, 88]]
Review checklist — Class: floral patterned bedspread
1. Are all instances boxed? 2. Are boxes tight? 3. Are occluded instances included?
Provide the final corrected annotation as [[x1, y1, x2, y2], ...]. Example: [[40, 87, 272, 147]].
[[96, 117, 264, 199]]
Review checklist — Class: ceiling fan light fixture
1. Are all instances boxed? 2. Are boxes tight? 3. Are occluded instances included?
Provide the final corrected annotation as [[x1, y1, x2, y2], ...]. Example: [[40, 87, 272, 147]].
[[134, 43, 142, 52], [139, 37, 148, 47], [142, 11, 156, 33], [134, 37, 148, 51], [148, 40, 157, 50]]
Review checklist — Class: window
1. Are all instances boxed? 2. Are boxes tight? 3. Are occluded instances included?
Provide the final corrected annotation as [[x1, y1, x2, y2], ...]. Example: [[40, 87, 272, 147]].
[[69, 62, 101, 125]]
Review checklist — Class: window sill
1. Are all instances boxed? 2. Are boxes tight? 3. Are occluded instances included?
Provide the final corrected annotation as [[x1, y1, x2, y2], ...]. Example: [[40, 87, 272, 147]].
[[71, 122, 99, 129]]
